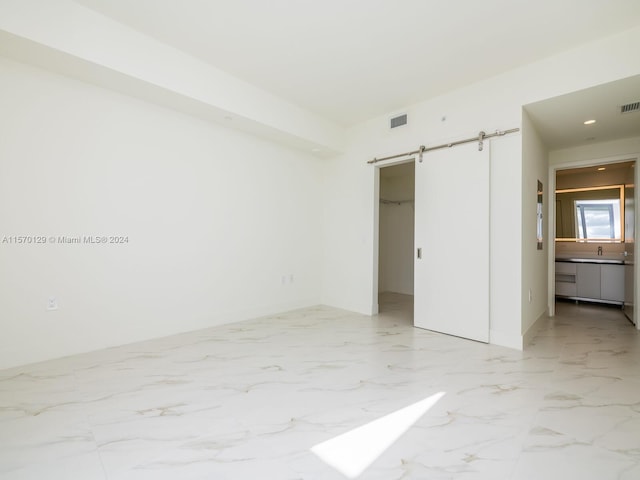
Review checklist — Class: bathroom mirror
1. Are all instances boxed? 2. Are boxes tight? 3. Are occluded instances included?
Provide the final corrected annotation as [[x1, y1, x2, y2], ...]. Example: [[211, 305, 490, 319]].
[[555, 185, 624, 242]]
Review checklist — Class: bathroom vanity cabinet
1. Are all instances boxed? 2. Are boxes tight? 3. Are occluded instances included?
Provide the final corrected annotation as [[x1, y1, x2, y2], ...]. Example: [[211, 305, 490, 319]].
[[555, 260, 624, 305]]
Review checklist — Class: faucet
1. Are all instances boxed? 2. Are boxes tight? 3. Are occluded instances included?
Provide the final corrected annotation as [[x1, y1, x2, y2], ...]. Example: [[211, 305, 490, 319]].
[[597, 246, 603, 256]]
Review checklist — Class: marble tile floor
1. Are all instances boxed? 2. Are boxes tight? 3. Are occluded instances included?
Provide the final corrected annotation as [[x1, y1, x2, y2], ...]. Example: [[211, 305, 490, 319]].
[[1, 293, 639, 479]]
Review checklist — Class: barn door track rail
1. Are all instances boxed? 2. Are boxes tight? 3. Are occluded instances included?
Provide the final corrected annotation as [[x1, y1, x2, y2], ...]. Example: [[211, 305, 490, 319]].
[[367, 128, 520, 164]]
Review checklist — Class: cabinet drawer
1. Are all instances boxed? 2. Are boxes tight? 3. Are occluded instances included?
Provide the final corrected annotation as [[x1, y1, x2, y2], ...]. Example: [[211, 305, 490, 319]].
[[555, 262, 577, 274], [556, 281, 577, 297]]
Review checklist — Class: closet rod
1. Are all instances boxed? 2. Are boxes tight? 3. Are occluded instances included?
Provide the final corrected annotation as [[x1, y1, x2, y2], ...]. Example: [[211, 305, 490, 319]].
[[367, 128, 520, 164], [380, 198, 413, 205]]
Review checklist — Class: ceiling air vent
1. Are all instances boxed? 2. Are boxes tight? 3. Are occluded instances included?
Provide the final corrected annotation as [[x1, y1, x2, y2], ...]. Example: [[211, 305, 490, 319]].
[[390, 113, 408, 129], [621, 101, 640, 114]]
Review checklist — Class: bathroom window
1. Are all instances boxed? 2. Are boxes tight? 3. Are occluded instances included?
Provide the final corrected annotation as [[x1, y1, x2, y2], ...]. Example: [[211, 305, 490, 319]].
[[575, 199, 620, 239]]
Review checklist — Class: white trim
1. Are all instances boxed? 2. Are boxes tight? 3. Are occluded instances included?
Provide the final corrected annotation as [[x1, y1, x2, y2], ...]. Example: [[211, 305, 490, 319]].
[[548, 165, 557, 316], [635, 155, 639, 330]]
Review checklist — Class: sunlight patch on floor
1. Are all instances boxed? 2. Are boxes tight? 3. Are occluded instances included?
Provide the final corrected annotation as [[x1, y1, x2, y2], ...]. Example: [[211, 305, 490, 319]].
[[311, 392, 446, 478]]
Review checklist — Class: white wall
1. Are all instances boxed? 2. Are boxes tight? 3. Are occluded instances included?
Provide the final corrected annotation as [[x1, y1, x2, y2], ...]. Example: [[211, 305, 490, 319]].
[[556, 163, 634, 189], [521, 111, 549, 337], [378, 173, 414, 295], [322, 26, 640, 349], [0, 56, 324, 369], [0, 0, 345, 154], [489, 134, 523, 347]]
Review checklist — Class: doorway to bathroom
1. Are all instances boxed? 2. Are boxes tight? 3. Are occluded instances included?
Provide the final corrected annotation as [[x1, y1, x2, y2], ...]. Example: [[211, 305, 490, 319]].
[[553, 159, 637, 326]]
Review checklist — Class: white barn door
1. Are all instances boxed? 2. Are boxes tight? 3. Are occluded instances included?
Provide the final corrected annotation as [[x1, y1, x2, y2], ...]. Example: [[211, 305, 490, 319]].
[[414, 141, 490, 342]]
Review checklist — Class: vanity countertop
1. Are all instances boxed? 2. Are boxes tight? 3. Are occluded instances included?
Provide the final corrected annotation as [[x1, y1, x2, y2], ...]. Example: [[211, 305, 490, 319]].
[[555, 254, 626, 265]]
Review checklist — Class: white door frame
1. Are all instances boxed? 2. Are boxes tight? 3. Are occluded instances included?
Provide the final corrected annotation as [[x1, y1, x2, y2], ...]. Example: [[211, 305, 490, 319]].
[[548, 153, 639, 329]]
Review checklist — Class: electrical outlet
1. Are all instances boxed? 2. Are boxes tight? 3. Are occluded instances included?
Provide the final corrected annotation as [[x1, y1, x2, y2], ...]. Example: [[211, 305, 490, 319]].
[[47, 296, 59, 311]]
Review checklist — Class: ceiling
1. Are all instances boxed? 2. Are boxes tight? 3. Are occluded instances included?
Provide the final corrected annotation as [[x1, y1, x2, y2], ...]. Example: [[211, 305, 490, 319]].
[[556, 160, 634, 191], [557, 160, 634, 178], [525, 75, 640, 150], [74, 0, 640, 126]]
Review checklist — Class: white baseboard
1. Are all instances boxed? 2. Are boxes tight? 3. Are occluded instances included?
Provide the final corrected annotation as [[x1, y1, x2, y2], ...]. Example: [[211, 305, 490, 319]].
[[489, 329, 523, 350], [522, 310, 550, 347]]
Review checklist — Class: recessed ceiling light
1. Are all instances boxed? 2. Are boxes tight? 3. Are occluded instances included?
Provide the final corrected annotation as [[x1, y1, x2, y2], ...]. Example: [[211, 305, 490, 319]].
[[597, 167, 606, 171], [583, 119, 596, 125]]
